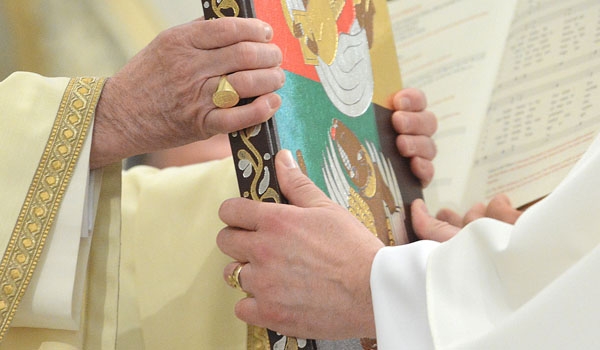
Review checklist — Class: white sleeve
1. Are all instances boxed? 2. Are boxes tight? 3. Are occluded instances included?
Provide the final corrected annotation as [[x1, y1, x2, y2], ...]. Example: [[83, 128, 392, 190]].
[[371, 134, 600, 350], [371, 133, 600, 349], [425, 133, 600, 349], [370, 240, 439, 349], [12, 130, 102, 330]]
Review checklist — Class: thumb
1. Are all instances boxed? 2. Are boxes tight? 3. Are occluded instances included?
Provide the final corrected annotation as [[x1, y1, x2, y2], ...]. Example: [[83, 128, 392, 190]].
[[275, 150, 332, 208], [411, 199, 460, 242]]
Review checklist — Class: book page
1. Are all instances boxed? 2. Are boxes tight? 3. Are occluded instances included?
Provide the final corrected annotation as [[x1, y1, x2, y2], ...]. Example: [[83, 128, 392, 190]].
[[467, 0, 600, 208], [388, 0, 517, 212]]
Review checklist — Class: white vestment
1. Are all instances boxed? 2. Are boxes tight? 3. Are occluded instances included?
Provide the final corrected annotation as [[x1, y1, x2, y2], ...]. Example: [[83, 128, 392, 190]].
[[371, 132, 600, 349]]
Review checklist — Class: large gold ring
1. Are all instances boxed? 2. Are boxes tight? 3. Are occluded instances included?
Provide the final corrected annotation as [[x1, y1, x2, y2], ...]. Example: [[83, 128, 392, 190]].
[[227, 262, 246, 292], [212, 75, 240, 108]]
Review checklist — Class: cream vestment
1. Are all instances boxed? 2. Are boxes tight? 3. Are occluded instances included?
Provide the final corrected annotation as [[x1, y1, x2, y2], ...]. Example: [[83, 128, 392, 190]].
[[0, 72, 247, 349], [0, 72, 120, 349], [117, 162, 247, 349]]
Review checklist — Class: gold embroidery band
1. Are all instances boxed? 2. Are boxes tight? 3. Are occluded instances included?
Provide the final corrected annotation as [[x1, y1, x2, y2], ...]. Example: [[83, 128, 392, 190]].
[[0, 77, 106, 340]]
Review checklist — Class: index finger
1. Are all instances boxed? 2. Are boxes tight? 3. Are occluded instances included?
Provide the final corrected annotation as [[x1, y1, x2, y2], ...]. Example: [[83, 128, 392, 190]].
[[187, 17, 273, 49], [219, 197, 270, 231], [217, 226, 254, 262]]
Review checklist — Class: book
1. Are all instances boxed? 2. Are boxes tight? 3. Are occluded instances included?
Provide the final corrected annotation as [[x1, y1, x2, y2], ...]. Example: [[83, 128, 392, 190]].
[[388, 0, 600, 213], [203, 0, 421, 349]]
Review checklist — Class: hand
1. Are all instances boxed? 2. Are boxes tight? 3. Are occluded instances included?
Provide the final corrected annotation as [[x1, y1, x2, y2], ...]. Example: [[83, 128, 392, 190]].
[[436, 194, 522, 229], [391, 88, 437, 187], [91, 17, 285, 168], [411, 194, 522, 242], [217, 150, 384, 340]]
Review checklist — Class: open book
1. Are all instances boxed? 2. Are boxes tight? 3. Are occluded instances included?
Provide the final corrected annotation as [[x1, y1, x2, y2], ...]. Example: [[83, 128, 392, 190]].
[[388, 0, 600, 213]]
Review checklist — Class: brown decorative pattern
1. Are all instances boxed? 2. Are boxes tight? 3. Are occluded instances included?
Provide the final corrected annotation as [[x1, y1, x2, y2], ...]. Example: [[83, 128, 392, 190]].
[[232, 125, 281, 203], [203, 1, 310, 349], [0, 77, 105, 340]]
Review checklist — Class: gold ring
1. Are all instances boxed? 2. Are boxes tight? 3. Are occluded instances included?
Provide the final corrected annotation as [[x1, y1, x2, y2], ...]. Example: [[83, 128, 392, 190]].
[[212, 75, 240, 108], [227, 262, 246, 292]]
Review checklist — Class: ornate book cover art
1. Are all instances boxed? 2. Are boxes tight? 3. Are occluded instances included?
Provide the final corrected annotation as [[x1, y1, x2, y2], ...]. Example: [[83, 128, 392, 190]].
[[203, 1, 422, 349]]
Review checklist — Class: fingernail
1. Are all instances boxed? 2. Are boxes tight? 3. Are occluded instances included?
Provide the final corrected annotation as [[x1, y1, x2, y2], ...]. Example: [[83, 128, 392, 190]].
[[279, 149, 297, 169], [278, 68, 286, 86], [267, 94, 281, 110], [399, 97, 411, 111], [265, 25, 273, 41]]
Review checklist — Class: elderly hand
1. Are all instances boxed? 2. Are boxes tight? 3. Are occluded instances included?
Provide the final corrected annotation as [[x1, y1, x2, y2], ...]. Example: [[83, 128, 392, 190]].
[[411, 194, 522, 242], [91, 17, 284, 168], [217, 150, 383, 340], [391, 88, 437, 187]]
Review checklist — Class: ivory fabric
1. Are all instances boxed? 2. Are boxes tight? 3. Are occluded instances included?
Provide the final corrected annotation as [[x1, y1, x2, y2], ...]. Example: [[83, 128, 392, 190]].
[[11, 123, 96, 331], [2, 163, 121, 350], [371, 133, 600, 349], [0, 71, 122, 349], [0, 71, 247, 349], [118, 160, 247, 349], [371, 241, 437, 349]]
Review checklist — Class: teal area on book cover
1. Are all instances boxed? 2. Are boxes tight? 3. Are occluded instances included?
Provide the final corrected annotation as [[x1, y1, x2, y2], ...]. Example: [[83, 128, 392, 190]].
[[276, 71, 381, 190], [252, 0, 422, 246]]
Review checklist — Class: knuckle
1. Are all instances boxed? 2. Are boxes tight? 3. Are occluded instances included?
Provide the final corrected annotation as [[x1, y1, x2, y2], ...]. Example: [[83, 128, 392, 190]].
[[397, 135, 415, 156], [236, 71, 255, 90], [155, 27, 183, 49], [291, 176, 313, 192], [258, 207, 287, 232], [201, 18, 241, 46], [394, 111, 409, 133], [236, 42, 260, 66], [216, 17, 240, 39], [251, 241, 275, 263], [260, 304, 291, 326]]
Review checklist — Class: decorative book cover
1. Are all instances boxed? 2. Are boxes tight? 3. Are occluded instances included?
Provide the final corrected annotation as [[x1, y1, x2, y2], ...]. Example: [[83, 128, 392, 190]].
[[203, 1, 422, 349]]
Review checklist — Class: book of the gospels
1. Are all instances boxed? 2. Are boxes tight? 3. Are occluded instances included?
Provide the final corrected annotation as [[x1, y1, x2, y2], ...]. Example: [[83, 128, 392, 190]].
[[203, 1, 421, 349]]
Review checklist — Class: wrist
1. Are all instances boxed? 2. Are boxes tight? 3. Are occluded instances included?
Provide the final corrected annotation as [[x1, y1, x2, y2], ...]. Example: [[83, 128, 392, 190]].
[[353, 242, 384, 338], [90, 77, 140, 169]]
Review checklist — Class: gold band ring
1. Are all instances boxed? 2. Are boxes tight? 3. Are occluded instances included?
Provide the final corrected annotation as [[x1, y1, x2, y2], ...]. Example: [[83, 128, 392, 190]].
[[227, 262, 246, 292], [212, 75, 240, 108]]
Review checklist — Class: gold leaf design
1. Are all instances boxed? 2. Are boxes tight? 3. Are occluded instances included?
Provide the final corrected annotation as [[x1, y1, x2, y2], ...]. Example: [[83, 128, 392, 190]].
[[236, 126, 280, 203]]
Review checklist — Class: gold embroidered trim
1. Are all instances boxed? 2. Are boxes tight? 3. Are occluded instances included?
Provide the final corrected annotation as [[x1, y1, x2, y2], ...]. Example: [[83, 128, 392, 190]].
[[0, 76, 106, 340], [247, 325, 270, 350]]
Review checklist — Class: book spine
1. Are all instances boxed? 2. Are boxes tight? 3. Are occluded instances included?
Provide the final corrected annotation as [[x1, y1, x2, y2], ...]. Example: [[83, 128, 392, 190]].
[[203, 0, 285, 205], [202, 2, 316, 350], [201, 0, 255, 19]]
